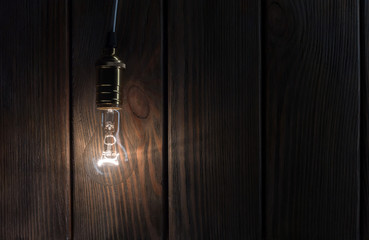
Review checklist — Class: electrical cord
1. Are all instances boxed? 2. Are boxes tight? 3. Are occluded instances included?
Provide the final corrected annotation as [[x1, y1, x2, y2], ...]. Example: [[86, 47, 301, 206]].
[[106, 0, 119, 48], [112, 0, 118, 32]]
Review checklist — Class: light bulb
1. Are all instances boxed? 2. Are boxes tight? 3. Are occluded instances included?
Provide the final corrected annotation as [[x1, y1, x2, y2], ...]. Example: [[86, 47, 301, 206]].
[[83, 108, 133, 185], [83, 46, 132, 185]]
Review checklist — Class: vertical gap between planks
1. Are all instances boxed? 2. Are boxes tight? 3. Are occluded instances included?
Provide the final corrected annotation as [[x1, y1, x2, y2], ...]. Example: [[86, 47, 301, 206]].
[[360, 0, 365, 239], [260, 0, 266, 238], [161, 0, 169, 238], [68, 0, 74, 238]]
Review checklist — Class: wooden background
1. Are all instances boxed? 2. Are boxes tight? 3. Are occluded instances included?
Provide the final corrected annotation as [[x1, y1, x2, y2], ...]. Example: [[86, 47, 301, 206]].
[[0, 0, 366, 239]]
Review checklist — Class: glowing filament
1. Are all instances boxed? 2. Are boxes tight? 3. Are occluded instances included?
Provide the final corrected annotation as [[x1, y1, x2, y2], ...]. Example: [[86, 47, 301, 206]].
[[97, 119, 120, 167]]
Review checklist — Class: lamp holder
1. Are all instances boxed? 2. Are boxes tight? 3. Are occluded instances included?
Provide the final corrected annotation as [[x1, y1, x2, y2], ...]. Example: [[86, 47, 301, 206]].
[[95, 48, 126, 110]]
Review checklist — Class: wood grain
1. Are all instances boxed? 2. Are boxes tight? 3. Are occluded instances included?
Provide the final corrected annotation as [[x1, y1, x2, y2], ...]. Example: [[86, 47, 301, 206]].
[[264, 0, 360, 239], [168, 0, 261, 239], [362, 0, 369, 238], [0, 0, 71, 239], [71, 0, 163, 239]]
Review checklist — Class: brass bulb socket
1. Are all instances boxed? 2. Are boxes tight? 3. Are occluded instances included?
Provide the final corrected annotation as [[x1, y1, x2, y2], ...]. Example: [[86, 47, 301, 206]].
[[95, 48, 126, 110]]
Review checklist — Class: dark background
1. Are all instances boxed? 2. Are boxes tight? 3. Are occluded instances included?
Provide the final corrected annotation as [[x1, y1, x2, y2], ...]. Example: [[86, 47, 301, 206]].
[[0, 0, 367, 239]]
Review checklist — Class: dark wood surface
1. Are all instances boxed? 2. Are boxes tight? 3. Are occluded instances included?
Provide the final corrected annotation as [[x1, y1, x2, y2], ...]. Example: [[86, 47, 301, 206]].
[[0, 0, 71, 239], [264, 0, 360, 239], [71, 0, 163, 239], [362, 0, 369, 238], [0, 0, 366, 238], [168, 0, 262, 239]]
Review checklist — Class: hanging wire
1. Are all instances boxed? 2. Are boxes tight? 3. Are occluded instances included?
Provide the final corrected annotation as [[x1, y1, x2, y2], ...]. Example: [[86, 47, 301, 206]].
[[105, 0, 119, 47], [112, 0, 119, 32]]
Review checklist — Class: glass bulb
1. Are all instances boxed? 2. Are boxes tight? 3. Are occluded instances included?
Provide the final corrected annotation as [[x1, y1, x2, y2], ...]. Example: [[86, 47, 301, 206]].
[[83, 108, 133, 185]]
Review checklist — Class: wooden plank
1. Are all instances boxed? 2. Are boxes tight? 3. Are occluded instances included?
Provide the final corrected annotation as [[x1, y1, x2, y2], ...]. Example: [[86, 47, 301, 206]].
[[168, 0, 262, 239], [362, 0, 369, 238], [0, 0, 71, 239], [264, 0, 360, 239], [71, 0, 163, 239]]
